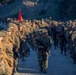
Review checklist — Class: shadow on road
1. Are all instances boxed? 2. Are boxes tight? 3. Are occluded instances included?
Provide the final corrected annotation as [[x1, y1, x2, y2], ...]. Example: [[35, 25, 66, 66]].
[[18, 67, 39, 73]]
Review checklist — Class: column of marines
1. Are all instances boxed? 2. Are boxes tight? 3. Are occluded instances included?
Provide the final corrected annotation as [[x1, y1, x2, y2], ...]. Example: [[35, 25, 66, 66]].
[[0, 17, 76, 75]]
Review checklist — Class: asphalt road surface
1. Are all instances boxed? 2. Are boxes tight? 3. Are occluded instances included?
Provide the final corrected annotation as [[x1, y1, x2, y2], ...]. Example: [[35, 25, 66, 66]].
[[16, 45, 76, 75]]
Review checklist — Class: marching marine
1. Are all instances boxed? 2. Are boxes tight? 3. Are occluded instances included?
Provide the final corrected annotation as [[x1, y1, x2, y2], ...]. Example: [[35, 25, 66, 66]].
[[35, 29, 52, 73]]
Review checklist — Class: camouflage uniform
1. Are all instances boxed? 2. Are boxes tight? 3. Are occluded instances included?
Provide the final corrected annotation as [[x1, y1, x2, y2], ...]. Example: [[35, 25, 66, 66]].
[[36, 29, 52, 73], [23, 24, 31, 55], [33, 30, 41, 51], [8, 23, 20, 73], [68, 28, 73, 56], [0, 32, 7, 75], [0, 31, 13, 75], [59, 27, 68, 56], [18, 24, 26, 61], [71, 31, 76, 64], [51, 22, 59, 49]]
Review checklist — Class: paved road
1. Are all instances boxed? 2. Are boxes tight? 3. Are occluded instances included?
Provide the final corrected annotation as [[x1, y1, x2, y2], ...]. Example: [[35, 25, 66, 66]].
[[16, 45, 76, 75]]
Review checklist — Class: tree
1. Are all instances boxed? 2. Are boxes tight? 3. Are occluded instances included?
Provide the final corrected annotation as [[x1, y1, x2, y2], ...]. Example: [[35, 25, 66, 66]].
[[58, 0, 76, 20]]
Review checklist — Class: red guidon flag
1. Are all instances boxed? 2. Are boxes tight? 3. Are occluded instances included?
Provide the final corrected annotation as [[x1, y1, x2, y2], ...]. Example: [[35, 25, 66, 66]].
[[18, 9, 23, 22]]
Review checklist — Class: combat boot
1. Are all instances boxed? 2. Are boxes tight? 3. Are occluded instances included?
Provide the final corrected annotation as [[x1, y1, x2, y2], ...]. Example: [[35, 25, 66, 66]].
[[13, 69, 17, 73], [61, 51, 63, 54], [40, 66, 43, 72], [73, 59, 76, 64], [44, 68, 47, 73]]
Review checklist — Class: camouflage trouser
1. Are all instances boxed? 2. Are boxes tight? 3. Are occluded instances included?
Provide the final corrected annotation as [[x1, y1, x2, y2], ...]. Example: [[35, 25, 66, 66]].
[[60, 43, 67, 55], [34, 44, 38, 51], [13, 58, 18, 72], [72, 47, 76, 63], [68, 43, 73, 55], [72, 54, 76, 64], [44, 59, 48, 69], [38, 54, 49, 72], [53, 39, 58, 48], [21, 51, 25, 60], [0, 69, 10, 75]]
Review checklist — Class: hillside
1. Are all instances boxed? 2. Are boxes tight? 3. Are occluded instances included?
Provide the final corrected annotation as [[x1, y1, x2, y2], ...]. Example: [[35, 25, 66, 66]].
[[0, 0, 76, 21]]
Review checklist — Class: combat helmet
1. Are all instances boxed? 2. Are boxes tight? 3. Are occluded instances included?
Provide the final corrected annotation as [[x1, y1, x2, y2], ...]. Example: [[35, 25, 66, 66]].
[[8, 23, 18, 31], [7, 28, 12, 32], [8, 23, 14, 28], [0, 30, 6, 37], [41, 29, 48, 34]]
